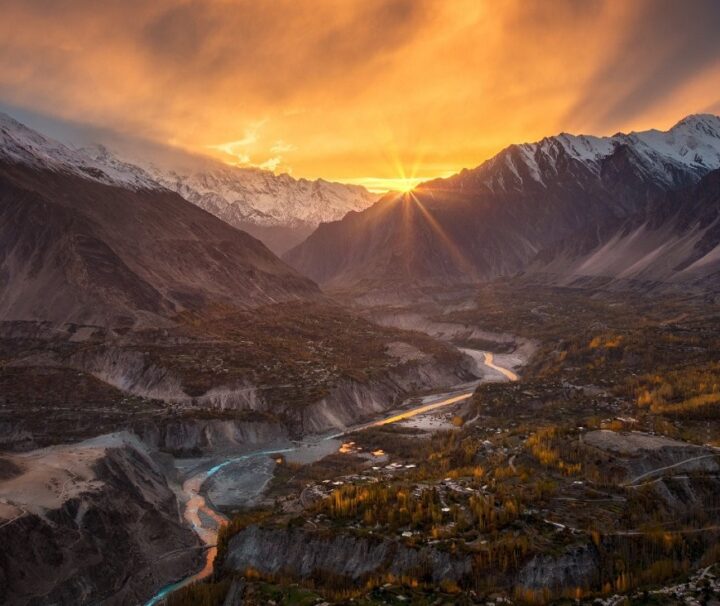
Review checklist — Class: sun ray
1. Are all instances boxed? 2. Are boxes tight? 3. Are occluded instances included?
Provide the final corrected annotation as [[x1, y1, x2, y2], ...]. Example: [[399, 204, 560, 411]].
[[405, 191, 477, 277]]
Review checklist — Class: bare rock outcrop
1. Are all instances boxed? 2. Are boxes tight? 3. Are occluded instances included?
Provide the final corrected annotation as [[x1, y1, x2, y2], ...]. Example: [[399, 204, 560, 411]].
[[0, 432, 201, 605], [223, 525, 472, 584]]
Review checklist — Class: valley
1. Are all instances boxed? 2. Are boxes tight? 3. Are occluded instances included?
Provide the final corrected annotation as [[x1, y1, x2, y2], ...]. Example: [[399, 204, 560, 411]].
[[145, 348, 516, 606], [2, 112, 720, 605], [0, 297, 525, 605], [123, 283, 720, 606]]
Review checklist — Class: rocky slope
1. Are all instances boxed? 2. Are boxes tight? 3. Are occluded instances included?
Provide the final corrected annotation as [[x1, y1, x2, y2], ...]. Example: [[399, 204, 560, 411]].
[[527, 168, 720, 290], [135, 417, 290, 457], [285, 114, 720, 293], [221, 525, 605, 600], [0, 432, 200, 605], [0, 307, 480, 454], [0, 117, 319, 327], [223, 525, 472, 584]]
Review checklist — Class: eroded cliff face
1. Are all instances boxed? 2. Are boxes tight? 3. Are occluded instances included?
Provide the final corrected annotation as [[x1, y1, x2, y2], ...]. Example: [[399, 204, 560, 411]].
[[223, 525, 472, 584], [300, 356, 477, 434], [516, 544, 601, 594], [137, 418, 289, 456], [77, 342, 477, 446], [0, 338, 478, 458], [71, 346, 188, 402], [0, 433, 201, 605], [221, 526, 612, 601]]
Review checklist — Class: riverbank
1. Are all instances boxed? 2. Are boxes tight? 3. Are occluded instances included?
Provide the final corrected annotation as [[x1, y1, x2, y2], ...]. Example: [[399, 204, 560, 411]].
[[144, 347, 520, 605]]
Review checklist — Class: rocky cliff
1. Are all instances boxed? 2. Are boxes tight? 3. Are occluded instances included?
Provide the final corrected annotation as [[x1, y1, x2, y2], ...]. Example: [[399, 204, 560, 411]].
[[223, 525, 472, 584], [0, 432, 201, 605]]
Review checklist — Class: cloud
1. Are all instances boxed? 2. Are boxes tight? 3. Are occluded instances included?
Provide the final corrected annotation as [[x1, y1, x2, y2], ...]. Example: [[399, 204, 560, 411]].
[[258, 157, 282, 172], [270, 141, 296, 155], [207, 139, 255, 157], [0, 0, 718, 185], [207, 121, 264, 158], [0, 0, 435, 130], [134, 0, 433, 102], [205, 123, 294, 172], [564, 0, 720, 130]]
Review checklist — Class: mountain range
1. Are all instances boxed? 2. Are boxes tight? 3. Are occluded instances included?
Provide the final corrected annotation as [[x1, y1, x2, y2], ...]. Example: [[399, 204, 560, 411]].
[[284, 114, 720, 294], [3, 111, 720, 319], [0, 113, 318, 327], [80, 144, 378, 255], [141, 161, 378, 254]]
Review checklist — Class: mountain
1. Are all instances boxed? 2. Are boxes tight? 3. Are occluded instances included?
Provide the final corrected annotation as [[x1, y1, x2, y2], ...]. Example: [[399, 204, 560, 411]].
[[528, 167, 720, 289], [436, 114, 720, 196], [284, 114, 720, 292], [0, 114, 319, 326], [0, 113, 157, 191], [110, 153, 379, 255]]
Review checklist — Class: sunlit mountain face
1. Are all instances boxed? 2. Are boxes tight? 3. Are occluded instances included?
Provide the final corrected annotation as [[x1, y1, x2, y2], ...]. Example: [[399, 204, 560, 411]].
[[3, 3, 720, 606]]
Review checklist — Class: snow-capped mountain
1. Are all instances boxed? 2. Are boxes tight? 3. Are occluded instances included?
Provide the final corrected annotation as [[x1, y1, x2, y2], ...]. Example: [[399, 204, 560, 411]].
[[0, 114, 318, 326], [0, 112, 377, 254], [285, 115, 720, 292], [80, 141, 379, 254], [146, 165, 379, 228], [435, 114, 720, 194], [141, 163, 379, 253], [0, 113, 158, 190]]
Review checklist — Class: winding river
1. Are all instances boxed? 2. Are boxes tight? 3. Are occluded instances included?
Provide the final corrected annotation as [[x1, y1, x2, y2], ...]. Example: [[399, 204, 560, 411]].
[[145, 349, 517, 606]]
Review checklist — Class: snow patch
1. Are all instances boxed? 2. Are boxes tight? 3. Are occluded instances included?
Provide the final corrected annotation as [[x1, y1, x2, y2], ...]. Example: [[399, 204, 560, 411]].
[[0, 113, 160, 190]]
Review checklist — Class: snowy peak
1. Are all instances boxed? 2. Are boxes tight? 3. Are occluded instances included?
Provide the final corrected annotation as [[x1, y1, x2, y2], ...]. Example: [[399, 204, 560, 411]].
[[0, 113, 377, 241], [0, 113, 159, 190], [623, 113, 720, 172], [146, 162, 379, 229], [444, 114, 720, 194], [670, 113, 720, 136], [554, 133, 616, 164]]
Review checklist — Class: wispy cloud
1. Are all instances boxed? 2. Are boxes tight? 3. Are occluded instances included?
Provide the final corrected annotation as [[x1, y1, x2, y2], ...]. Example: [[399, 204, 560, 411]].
[[206, 121, 265, 157], [270, 140, 296, 154], [258, 157, 283, 172], [204, 123, 294, 172]]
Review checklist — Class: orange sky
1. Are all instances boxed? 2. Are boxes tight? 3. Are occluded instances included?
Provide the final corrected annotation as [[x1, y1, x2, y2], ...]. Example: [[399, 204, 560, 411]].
[[1, 0, 720, 192]]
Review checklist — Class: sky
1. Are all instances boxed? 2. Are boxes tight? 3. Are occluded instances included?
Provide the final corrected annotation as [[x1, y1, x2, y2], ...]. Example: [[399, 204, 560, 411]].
[[2, 0, 720, 192]]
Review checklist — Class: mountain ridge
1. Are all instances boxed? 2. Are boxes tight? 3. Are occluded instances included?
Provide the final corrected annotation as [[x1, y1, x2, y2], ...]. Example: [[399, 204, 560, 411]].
[[285, 114, 720, 293], [0, 112, 378, 255], [82, 143, 379, 254], [421, 114, 720, 195], [0, 117, 319, 327], [0, 112, 159, 191]]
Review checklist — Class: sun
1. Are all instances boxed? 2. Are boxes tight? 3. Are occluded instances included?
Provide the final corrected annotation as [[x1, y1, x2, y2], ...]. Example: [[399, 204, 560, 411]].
[[397, 179, 418, 193], [341, 132, 439, 193], [385, 173, 426, 193]]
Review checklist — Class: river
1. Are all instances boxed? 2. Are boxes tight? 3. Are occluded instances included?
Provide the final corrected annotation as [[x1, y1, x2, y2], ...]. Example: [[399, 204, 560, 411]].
[[144, 348, 517, 606]]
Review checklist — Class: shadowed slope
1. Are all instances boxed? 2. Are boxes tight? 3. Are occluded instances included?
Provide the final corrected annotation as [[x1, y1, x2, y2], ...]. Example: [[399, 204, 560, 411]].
[[528, 168, 720, 289], [0, 162, 319, 326]]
